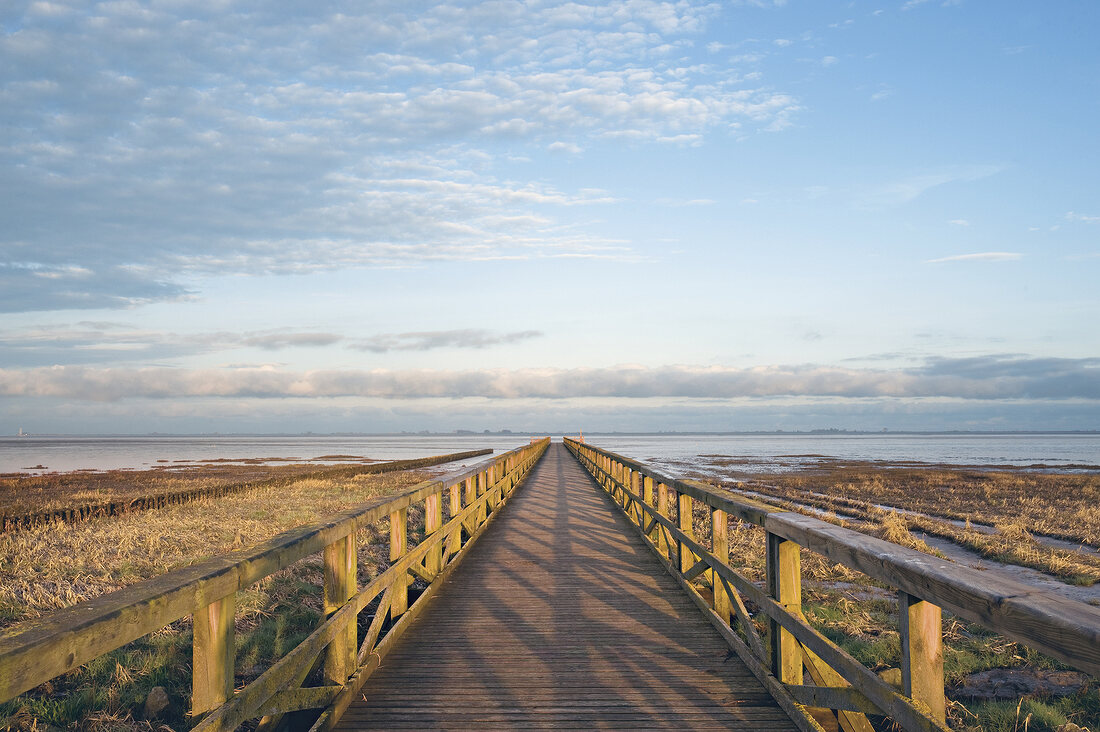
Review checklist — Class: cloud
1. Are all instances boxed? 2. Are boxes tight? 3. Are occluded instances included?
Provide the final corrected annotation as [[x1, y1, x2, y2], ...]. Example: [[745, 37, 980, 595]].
[[925, 252, 1022, 263], [654, 198, 716, 207], [241, 332, 344, 350], [948, 219, 970, 226], [0, 324, 544, 365], [349, 329, 543, 353], [2, 356, 1097, 402], [858, 165, 1004, 208], [1, 1, 800, 312], [547, 141, 583, 154], [0, 324, 351, 366], [1066, 211, 1100, 224]]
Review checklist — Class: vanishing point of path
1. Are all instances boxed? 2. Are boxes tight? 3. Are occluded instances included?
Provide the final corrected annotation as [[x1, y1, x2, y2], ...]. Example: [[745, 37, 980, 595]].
[[334, 442, 799, 731]]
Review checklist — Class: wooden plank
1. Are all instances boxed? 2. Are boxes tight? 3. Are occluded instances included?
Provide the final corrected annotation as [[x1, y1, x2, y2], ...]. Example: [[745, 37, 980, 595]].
[[192, 593, 235, 718], [424, 490, 443, 575], [712, 508, 731, 624], [0, 443, 551, 704], [767, 532, 802, 686], [657, 481, 671, 558], [802, 647, 875, 732], [900, 592, 945, 724], [255, 686, 342, 717], [564, 438, 1100, 682], [322, 535, 356, 685], [679, 492, 696, 575], [388, 506, 408, 616], [334, 443, 797, 732]]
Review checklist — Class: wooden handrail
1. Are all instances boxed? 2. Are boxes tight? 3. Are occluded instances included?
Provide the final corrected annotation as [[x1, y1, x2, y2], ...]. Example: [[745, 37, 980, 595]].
[[0, 439, 550, 730], [565, 437, 1100, 732]]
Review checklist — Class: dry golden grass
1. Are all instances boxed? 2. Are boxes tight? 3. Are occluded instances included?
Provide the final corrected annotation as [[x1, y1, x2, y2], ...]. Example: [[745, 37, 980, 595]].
[[768, 465, 1100, 546], [0, 463, 334, 517], [0, 462, 444, 732], [716, 475, 1100, 585], [0, 470, 430, 630]]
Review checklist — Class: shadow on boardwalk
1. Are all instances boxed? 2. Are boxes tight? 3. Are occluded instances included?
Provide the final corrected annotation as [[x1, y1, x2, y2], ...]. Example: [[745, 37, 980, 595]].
[[335, 442, 796, 731]]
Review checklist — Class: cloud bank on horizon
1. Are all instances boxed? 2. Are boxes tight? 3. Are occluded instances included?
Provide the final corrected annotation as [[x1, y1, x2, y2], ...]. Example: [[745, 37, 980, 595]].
[[2, 1, 1098, 433]]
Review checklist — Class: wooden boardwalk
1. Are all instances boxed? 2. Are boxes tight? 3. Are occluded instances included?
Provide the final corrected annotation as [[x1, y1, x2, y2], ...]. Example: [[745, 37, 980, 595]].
[[334, 442, 798, 731]]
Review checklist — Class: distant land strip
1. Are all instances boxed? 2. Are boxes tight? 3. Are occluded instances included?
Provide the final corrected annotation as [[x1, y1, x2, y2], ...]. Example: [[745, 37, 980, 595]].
[[1, 448, 492, 532]]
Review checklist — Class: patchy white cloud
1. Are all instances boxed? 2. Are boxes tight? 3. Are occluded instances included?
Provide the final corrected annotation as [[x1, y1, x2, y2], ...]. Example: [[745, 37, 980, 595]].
[[654, 197, 716, 206], [1066, 211, 1100, 224], [0, 325, 542, 366], [0, 1, 800, 312], [948, 219, 970, 226], [350, 330, 543, 353], [547, 141, 583, 154], [925, 252, 1022, 264], [2, 356, 1096, 402]]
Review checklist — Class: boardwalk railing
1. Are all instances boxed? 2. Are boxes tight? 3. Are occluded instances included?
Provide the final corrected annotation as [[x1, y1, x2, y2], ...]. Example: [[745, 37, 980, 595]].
[[0, 439, 549, 731], [565, 438, 1100, 732]]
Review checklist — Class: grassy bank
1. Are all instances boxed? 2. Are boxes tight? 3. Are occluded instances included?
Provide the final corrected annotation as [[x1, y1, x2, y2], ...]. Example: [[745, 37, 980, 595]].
[[0, 466, 435, 731], [665, 459, 1100, 732]]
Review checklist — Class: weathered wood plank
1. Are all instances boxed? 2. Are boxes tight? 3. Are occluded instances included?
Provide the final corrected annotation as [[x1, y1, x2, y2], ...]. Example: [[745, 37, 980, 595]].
[[333, 443, 797, 732], [767, 533, 802, 687], [322, 534, 357, 686], [900, 592, 945, 724], [566, 438, 1100, 680], [0, 446, 544, 703], [192, 593, 235, 718]]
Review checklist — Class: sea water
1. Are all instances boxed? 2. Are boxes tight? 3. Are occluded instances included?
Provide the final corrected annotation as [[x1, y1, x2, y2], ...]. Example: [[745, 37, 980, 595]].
[[1, 433, 1097, 474]]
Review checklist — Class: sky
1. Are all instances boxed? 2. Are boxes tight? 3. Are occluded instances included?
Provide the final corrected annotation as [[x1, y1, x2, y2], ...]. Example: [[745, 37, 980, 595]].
[[1, 0, 1099, 434]]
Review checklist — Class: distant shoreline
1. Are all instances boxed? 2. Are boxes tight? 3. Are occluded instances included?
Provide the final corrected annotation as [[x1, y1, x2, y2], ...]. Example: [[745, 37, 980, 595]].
[[5, 429, 1100, 438]]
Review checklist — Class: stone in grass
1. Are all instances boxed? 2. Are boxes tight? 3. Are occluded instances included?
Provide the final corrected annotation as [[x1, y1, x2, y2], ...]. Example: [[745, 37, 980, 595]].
[[142, 686, 170, 720], [951, 668, 1091, 701], [877, 667, 903, 690]]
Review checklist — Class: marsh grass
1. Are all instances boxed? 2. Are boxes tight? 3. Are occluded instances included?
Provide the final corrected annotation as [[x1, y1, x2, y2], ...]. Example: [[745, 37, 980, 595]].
[[761, 466, 1100, 547], [680, 489, 1100, 732], [723, 475, 1100, 586], [0, 463, 334, 518], [0, 468, 431, 731]]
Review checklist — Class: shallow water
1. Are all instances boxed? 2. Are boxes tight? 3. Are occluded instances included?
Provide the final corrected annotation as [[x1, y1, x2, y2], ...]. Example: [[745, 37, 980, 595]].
[[0, 435, 533, 473], [2, 432, 1098, 474]]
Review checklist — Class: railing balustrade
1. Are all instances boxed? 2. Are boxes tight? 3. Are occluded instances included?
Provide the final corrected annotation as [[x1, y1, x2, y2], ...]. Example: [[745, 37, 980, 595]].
[[0, 439, 550, 731], [565, 437, 1100, 732]]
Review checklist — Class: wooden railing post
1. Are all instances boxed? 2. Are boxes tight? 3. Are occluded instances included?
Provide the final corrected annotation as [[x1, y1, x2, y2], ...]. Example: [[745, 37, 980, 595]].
[[767, 532, 802, 685], [390, 507, 408, 616], [425, 490, 443, 576], [642, 475, 655, 540], [323, 534, 357, 685], [630, 469, 641, 526], [192, 593, 235, 717], [448, 482, 462, 555], [464, 476, 475, 513], [712, 508, 731, 624], [678, 492, 696, 575], [900, 593, 946, 724], [477, 470, 488, 523], [656, 482, 670, 558]]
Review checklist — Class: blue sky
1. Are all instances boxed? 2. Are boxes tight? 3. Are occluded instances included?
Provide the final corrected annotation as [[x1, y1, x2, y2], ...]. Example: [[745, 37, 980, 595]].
[[2, 0, 1098, 434]]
